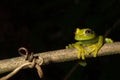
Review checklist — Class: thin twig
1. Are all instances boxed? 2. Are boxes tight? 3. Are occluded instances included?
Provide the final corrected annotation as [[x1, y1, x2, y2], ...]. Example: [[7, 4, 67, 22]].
[[63, 63, 79, 80], [0, 42, 120, 74]]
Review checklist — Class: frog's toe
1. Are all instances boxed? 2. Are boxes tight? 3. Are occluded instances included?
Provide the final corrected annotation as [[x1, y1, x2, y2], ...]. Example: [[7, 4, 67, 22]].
[[105, 38, 113, 43], [77, 52, 81, 59], [66, 44, 73, 48], [93, 49, 98, 57], [81, 53, 85, 60], [77, 49, 85, 60], [66, 46, 68, 48], [77, 52, 84, 59]]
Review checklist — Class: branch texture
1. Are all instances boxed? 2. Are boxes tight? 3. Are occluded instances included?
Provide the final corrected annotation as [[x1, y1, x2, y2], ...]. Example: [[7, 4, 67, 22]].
[[0, 42, 120, 74]]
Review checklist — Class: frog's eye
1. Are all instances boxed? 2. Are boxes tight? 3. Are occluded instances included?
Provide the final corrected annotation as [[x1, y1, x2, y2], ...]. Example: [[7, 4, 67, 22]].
[[85, 29, 94, 35]]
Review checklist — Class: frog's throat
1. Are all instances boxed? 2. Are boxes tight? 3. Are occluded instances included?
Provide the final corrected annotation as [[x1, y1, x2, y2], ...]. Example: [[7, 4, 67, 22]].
[[76, 36, 99, 45]]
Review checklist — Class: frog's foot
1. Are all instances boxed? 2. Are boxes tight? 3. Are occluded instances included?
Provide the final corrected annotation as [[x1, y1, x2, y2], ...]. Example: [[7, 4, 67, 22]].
[[105, 38, 113, 43], [66, 44, 73, 48], [86, 45, 100, 57], [79, 61, 87, 67], [78, 47, 85, 60], [66, 43, 86, 60], [92, 44, 102, 57], [74, 45, 85, 60]]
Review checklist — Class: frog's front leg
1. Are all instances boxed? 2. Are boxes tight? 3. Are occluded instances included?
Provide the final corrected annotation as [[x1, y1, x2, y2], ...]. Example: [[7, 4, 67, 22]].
[[94, 36, 104, 57], [66, 43, 86, 60], [73, 44, 86, 60]]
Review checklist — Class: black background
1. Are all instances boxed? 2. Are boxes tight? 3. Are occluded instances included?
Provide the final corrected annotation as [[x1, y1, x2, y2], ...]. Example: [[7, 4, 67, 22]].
[[0, 0, 120, 80]]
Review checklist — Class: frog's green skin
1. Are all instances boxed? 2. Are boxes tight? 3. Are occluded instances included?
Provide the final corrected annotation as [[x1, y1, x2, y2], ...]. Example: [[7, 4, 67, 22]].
[[66, 28, 113, 60]]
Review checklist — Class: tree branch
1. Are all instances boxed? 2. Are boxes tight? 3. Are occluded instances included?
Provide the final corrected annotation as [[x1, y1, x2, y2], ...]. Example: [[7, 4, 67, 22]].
[[0, 42, 120, 74]]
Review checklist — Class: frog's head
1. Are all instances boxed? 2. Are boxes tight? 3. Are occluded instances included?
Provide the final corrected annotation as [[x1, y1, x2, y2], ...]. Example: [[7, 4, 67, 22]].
[[75, 28, 96, 41]]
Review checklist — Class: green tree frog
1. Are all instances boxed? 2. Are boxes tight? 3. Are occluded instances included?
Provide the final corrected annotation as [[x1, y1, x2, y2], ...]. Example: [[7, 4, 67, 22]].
[[66, 28, 113, 60]]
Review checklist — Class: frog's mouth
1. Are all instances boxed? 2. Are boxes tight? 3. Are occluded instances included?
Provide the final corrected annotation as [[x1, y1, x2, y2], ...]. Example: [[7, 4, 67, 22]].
[[74, 34, 96, 41]]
